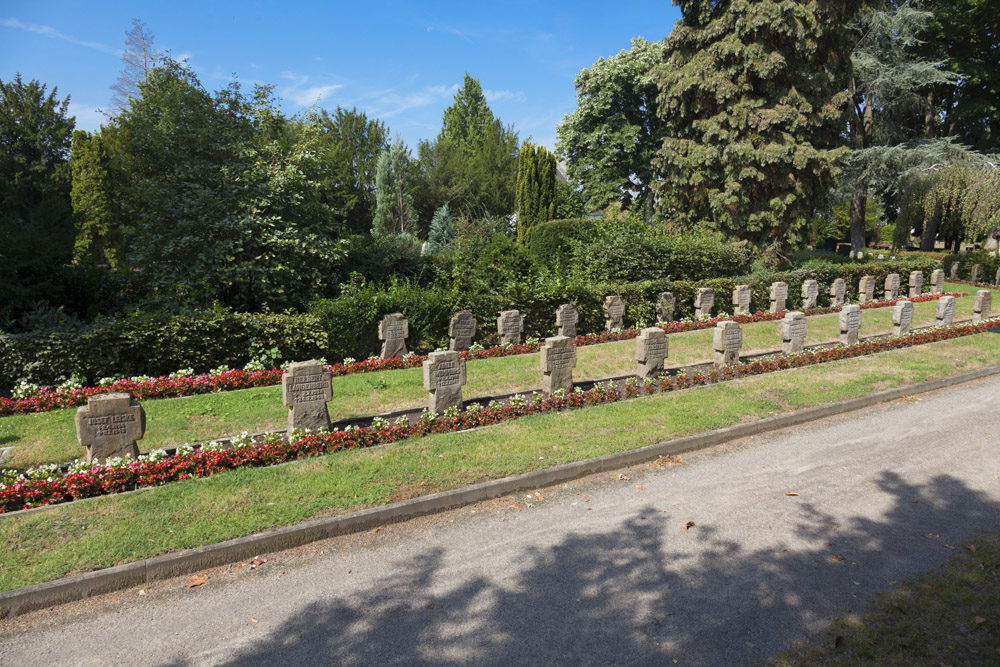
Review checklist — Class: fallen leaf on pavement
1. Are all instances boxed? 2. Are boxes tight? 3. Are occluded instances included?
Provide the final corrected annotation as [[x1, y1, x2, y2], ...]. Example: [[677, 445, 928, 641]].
[[250, 617, 258, 624], [975, 616, 986, 624], [785, 492, 799, 496], [684, 521, 696, 530], [187, 574, 208, 588], [636, 485, 645, 490], [923, 533, 939, 539], [508, 504, 521, 512], [831, 554, 846, 562], [249, 557, 266, 570]]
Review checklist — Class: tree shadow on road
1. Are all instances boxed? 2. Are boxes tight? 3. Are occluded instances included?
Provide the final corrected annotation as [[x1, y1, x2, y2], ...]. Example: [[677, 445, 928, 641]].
[[212, 472, 998, 666]]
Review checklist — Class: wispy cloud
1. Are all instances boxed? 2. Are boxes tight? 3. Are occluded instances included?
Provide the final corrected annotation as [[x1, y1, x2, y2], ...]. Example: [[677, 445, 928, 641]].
[[0, 18, 121, 56], [367, 83, 458, 118], [279, 71, 343, 107], [485, 89, 524, 103], [425, 22, 472, 42]]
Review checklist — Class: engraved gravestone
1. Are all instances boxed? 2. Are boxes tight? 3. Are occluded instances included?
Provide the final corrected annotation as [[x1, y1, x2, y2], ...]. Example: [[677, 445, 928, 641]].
[[780, 311, 808, 354], [930, 269, 945, 295], [75, 393, 146, 463], [858, 275, 875, 304], [604, 295, 625, 330], [769, 282, 789, 314], [935, 295, 956, 326], [656, 292, 676, 323], [995, 267, 1000, 286], [908, 271, 924, 298], [448, 310, 477, 352], [540, 336, 577, 397], [839, 304, 862, 345], [830, 278, 846, 308], [694, 287, 714, 319], [884, 273, 900, 300], [732, 285, 751, 315], [950, 262, 959, 280], [556, 303, 579, 338], [497, 309, 524, 345], [635, 327, 669, 379], [971, 264, 981, 284], [712, 320, 742, 367], [801, 280, 819, 310], [281, 360, 333, 433], [423, 350, 467, 413], [893, 300, 914, 336], [379, 313, 409, 358], [974, 290, 993, 322]]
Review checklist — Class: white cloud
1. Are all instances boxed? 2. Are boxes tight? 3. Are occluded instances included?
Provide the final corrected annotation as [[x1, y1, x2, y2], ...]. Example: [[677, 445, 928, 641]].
[[0, 17, 121, 56], [370, 83, 457, 118], [278, 71, 343, 107], [485, 89, 525, 103], [67, 102, 108, 132]]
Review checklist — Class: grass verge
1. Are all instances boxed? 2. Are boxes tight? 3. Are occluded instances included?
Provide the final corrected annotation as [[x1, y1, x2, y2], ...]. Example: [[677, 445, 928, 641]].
[[1, 329, 998, 593]]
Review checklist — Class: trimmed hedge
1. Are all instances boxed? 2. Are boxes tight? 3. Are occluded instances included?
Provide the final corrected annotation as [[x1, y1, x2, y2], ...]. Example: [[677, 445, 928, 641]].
[[940, 251, 1000, 284]]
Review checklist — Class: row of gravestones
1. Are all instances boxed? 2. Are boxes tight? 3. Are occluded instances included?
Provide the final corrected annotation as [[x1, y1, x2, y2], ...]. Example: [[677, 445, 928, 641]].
[[950, 261, 1000, 286], [74, 290, 995, 464], [376, 270, 948, 360]]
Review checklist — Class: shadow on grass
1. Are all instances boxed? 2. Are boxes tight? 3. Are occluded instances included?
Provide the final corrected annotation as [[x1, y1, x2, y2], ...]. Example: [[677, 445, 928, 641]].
[[206, 473, 998, 667]]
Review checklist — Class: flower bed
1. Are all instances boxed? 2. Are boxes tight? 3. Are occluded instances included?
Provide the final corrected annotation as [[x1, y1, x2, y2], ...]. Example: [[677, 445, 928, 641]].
[[948, 279, 1000, 291], [2, 315, 995, 514], [0, 292, 965, 417]]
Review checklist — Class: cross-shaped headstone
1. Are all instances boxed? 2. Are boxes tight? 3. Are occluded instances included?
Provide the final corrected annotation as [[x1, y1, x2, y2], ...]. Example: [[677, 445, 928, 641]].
[[780, 311, 807, 354], [540, 336, 577, 397], [448, 311, 477, 352], [839, 304, 862, 345], [908, 271, 924, 298], [829, 278, 846, 308], [769, 282, 788, 314], [884, 273, 900, 300], [712, 320, 742, 367], [281, 360, 333, 433], [604, 295, 625, 330], [950, 262, 959, 280], [497, 310, 523, 345], [893, 300, 914, 336], [935, 295, 957, 326], [858, 276, 875, 304], [556, 303, 579, 338], [995, 267, 1000, 287], [694, 287, 714, 319], [635, 327, 668, 379], [970, 264, 981, 284], [974, 290, 993, 322], [732, 285, 751, 315], [801, 280, 819, 310], [75, 393, 146, 463], [379, 313, 409, 358], [930, 269, 945, 294], [423, 350, 467, 412], [656, 292, 676, 323]]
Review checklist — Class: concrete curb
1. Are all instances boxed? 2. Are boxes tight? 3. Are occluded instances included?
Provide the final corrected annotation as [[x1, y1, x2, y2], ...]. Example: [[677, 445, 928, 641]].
[[3, 363, 999, 619]]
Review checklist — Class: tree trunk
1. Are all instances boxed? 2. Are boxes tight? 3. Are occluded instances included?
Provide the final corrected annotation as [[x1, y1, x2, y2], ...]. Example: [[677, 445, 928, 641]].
[[849, 185, 867, 258], [919, 209, 940, 251]]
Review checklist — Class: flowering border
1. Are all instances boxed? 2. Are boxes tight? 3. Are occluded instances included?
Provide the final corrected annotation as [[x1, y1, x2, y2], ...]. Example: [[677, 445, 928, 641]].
[[0, 292, 965, 417], [2, 315, 996, 514]]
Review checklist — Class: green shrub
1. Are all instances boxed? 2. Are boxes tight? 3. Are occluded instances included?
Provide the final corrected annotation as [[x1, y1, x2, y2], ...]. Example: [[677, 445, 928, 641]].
[[940, 250, 999, 283], [521, 218, 599, 270]]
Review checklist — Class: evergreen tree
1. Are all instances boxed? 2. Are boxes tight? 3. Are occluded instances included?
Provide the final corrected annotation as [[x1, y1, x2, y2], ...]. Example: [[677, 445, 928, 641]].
[[71, 129, 123, 267], [439, 73, 495, 148], [373, 136, 418, 236], [427, 203, 456, 253], [109, 18, 162, 113], [515, 142, 556, 242], [654, 0, 861, 258]]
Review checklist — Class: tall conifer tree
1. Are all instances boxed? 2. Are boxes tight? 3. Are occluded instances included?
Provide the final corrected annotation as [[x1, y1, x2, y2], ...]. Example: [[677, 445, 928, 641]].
[[515, 143, 557, 242]]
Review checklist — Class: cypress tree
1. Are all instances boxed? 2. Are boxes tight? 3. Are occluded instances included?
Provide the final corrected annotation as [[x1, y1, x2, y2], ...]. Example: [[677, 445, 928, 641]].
[[516, 142, 557, 243]]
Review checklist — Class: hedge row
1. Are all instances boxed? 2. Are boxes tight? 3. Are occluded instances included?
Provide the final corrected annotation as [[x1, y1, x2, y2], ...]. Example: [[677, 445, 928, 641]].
[[940, 250, 1000, 284]]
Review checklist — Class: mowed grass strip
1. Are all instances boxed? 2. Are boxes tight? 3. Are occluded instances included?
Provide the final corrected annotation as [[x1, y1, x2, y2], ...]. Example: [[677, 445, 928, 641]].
[[0, 285, 977, 469], [1, 329, 998, 593]]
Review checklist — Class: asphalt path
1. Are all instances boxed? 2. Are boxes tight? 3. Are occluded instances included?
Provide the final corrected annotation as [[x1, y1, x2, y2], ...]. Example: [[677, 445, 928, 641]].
[[2, 374, 1000, 666]]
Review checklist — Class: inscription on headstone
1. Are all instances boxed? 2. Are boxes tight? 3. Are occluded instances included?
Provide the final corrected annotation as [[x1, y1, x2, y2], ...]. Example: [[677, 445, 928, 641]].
[[829, 278, 846, 308], [908, 271, 924, 298], [540, 336, 577, 397], [971, 264, 981, 284], [974, 290, 993, 322], [423, 350, 467, 412], [884, 273, 900, 300], [893, 300, 914, 336], [780, 311, 808, 354], [656, 292, 676, 323], [448, 310, 477, 351], [950, 262, 959, 280], [769, 282, 788, 314], [281, 360, 333, 433], [732, 285, 751, 315], [694, 288, 714, 319], [712, 320, 742, 367], [839, 304, 862, 345], [74, 393, 146, 463], [930, 269, 945, 295], [379, 313, 409, 358], [635, 327, 669, 379], [497, 309, 524, 345], [858, 276, 875, 304], [935, 295, 956, 326], [801, 280, 819, 310], [556, 303, 579, 338], [604, 295, 625, 330]]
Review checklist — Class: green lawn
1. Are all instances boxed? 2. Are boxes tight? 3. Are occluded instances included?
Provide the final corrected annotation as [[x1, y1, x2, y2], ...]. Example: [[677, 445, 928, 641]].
[[1, 328, 998, 593], [0, 285, 979, 470]]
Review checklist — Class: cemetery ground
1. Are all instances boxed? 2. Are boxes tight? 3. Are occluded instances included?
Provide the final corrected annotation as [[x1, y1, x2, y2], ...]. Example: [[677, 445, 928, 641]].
[[0, 284, 980, 470]]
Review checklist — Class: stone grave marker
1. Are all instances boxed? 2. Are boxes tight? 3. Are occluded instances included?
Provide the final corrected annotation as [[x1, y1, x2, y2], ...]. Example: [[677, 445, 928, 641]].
[[712, 320, 742, 367], [884, 273, 900, 300], [448, 310, 477, 351], [540, 336, 577, 397], [780, 311, 807, 354], [604, 295, 625, 330], [635, 327, 669, 379], [497, 309, 524, 345], [281, 360, 333, 433], [930, 269, 945, 294], [935, 295, 956, 326], [694, 287, 714, 319], [974, 290, 993, 322], [829, 278, 846, 308], [893, 300, 914, 336], [75, 393, 146, 463], [769, 282, 788, 314], [379, 313, 409, 358], [732, 285, 751, 315], [556, 303, 579, 338], [908, 271, 924, 298], [971, 264, 981, 284], [839, 304, 862, 345], [950, 261, 959, 280], [995, 267, 1000, 286], [858, 275, 875, 304], [423, 350, 467, 413], [801, 280, 819, 310], [656, 292, 676, 323]]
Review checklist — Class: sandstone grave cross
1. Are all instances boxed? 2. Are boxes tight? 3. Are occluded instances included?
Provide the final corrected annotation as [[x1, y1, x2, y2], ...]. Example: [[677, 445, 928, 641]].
[[423, 350, 467, 413], [930, 269, 945, 294], [769, 281, 788, 314], [893, 300, 914, 336], [801, 280, 819, 310], [974, 290, 993, 322], [829, 278, 846, 308], [497, 309, 523, 345], [448, 310, 477, 352], [908, 271, 924, 298], [604, 295, 625, 330], [281, 360, 333, 433], [935, 295, 956, 326], [712, 320, 742, 367], [556, 303, 579, 338], [839, 304, 862, 345], [780, 311, 807, 354], [541, 336, 577, 397], [635, 327, 668, 379], [656, 292, 676, 323], [75, 393, 146, 463], [379, 313, 409, 358], [884, 273, 900, 300], [732, 285, 751, 315], [694, 287, 714, 319], [858, 276, 875, 304]]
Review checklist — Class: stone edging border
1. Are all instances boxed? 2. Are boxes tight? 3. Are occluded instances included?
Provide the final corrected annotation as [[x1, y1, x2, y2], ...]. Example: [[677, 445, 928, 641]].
[[2, 362, 1000, 619]]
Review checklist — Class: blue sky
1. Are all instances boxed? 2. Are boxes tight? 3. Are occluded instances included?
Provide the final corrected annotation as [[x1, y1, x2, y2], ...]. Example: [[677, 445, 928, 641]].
[[1, 1, 680, 151]]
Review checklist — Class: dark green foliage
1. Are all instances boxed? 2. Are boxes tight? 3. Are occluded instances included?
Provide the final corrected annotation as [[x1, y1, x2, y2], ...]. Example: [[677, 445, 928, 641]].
[[439, 73, 496, 148], [554, 179, 588, 219], [339, 234, 428, 285], [515, 143, 557, 242], [521, 218, 601, 269], [939, 250, 1000, 282], [70, 130, 123, 267]]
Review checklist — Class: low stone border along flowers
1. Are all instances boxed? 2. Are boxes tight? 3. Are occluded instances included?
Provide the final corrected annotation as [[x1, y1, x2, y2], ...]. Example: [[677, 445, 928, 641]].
[[1, 315, 995, 515], [0, 292, 964, 418]]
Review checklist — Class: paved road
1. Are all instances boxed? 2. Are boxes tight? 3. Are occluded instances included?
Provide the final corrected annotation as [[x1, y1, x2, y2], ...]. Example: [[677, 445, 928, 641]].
[[3, 375, 1000, 666]]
